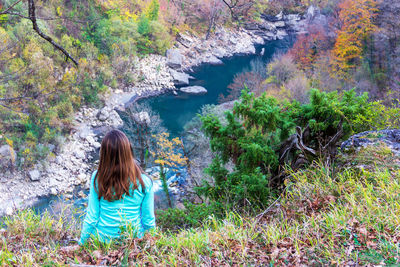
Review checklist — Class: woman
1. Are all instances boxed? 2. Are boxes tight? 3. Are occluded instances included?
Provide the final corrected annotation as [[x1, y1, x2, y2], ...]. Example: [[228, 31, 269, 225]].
[[79, 130, 155, 245]]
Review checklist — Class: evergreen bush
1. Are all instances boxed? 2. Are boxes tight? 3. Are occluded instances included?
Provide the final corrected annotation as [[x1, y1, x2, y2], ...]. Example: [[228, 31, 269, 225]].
[[199, 89, 374, 211]]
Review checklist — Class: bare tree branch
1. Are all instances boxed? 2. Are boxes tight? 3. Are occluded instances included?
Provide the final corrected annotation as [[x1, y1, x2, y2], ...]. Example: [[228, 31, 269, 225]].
[[27, 0, 79, 66], [0, 0, 22, 15], [221, 0, 254, 22]]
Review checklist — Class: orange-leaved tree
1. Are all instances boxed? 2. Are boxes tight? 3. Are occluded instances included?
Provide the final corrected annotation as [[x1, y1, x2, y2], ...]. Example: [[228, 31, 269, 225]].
[[331, 0, 378, 78], [151, 133, 187, 208], [289, 25, 330, 72]]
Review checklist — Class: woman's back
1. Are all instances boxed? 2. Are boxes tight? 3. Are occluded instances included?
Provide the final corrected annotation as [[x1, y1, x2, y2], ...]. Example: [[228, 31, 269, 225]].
[[80, 171, 155, 244], [79, 130, 155, 245], [95, 172, 155, 238]]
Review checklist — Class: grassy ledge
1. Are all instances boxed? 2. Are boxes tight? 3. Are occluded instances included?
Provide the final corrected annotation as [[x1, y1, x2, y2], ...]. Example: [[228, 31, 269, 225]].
[[1, 148, 400, 266]]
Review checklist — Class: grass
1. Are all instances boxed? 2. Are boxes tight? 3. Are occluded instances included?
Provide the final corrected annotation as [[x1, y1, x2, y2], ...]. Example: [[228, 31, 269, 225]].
[[1, 150, 400, 266]]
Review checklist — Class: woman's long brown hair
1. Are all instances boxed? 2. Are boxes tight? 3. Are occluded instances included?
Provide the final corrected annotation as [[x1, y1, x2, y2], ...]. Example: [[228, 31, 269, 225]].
[[95, 129, 145, 201]]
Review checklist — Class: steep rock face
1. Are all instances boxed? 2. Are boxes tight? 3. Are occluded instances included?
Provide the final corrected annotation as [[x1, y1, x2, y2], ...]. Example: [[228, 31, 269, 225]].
[[246, 10, 308, 41], [174, 10, 308, 71]]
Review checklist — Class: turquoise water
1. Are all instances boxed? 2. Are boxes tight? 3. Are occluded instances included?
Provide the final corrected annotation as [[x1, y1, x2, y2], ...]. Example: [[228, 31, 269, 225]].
[[140, 37, 295, 135], [26, 37, 295, 216]]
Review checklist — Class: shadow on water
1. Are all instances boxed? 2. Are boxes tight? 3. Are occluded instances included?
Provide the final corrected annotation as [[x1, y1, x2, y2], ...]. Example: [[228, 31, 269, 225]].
[[140, 36, 295, 136]]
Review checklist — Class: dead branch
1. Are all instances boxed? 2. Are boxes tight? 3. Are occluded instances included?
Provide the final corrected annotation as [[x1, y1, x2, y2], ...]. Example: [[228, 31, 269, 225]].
[[28, 0, 78, 66], [0, 0, 22, 15]]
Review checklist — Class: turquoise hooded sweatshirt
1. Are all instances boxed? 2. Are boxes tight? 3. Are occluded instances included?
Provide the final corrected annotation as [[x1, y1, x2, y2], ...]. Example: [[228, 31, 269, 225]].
[[79, 171, 155, 244]]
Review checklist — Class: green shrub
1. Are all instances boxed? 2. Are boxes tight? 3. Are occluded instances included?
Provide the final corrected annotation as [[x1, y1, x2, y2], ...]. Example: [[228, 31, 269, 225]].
[[56, 100, 73, 119], [156, 201, 224, 231], [80, 73, 106, 105], [145, 0, 160, 21], [199, 89, 373, 212], [138, 15, 151, 35], [353, 100, 400, 131]]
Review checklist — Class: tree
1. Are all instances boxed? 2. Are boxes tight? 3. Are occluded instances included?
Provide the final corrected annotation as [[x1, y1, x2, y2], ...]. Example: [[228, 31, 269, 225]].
[[204, 0, 225, 40], [221, 0, 254, 23], [146, 0, 160, 21], [170, 0, 225, 39], [0, 0, 78, 65], [331, 0, 378, 78], [119, 103, 166, 169], [289, 25, 331, 72], [151, 133, 187, 208]]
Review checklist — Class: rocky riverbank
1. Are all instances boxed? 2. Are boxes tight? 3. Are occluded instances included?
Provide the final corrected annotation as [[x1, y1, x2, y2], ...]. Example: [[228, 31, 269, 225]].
[[0, 8, 317, 216]]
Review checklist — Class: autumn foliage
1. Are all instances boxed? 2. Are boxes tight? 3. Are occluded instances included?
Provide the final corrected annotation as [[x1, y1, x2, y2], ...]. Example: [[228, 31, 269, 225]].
[[331, 0, 378, 77], [289, 25, 330, 71]]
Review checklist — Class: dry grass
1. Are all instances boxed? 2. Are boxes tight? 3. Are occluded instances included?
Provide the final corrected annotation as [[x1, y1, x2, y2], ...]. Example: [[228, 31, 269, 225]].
[[1, 149, 400, 266]]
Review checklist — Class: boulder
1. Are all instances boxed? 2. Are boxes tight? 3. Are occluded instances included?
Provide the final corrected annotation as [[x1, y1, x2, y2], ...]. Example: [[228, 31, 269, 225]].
[[284, 14, 301, 22], [170, 69, 190, 86], [176, 34, 194, 48], [85, 135, 95, 145], [244, 23, 260, 31], [276, 30, 289, 39], [107, 110, 123, 127], [212, 47, 227, 58], [74, 150, 85, 159], [28, 169, 40, 181], [235, 43, 256, 55], [180, 86, 208, 95], [202, 55, 223, 65], [275, 11, 284, 21], [274, 21, 286, 28], [259, 21, 277, 32], [306, 5, 318, 21], [0, 145, 17, 169], [97, 107, 110, 121], [342, 130, 400, 155], [166, 49, 183, 69], [305, 5, 328, 27], [132, 111, 151, 124]]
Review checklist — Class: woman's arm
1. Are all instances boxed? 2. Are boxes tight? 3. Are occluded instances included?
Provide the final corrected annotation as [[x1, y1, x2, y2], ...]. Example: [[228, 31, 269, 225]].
[[79, 171, 101, 244], [141, 176, 156, 231]]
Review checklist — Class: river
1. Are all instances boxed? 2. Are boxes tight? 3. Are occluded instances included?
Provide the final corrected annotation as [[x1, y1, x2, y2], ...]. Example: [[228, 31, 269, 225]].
[[141, 37, 295, 136], [31, 36, 294, 215]]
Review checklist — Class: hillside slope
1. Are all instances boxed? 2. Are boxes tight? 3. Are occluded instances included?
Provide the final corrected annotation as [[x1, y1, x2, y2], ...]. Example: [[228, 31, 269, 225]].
[[1, 132, 400, 266]]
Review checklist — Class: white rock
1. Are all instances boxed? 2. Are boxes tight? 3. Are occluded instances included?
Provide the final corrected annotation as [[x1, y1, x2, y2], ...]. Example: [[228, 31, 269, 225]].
[[28, 169, 41, 181], [93, 142, 101, 149], [170, 69, 190, 86], [132, 112, 151, 125], [74, 150, 85, 159], [97, 107, 110, 121], [180, 86, 208, 95], [276, 30, 289, 39], [77, 173, 86, 183], [202, 55, 223, 65], [0, 145, 17, 167], [274, 21, 286, 28], [86, 135, 95, 145], [50, 188, 58, 195], [5, 206, 13, 216], [276, 11, 283, 20]]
